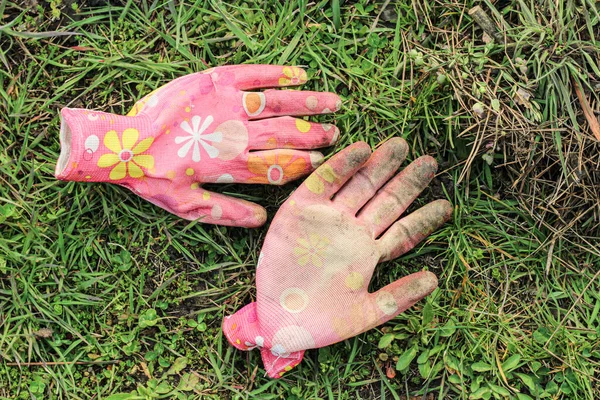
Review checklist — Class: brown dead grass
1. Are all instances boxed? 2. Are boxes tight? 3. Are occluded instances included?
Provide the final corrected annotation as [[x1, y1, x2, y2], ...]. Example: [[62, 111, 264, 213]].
[[408, 0, 600, 244]]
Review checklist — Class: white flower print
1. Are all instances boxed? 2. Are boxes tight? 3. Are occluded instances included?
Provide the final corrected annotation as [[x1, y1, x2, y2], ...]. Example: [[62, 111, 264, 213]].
[[175, 115, 222, 162]]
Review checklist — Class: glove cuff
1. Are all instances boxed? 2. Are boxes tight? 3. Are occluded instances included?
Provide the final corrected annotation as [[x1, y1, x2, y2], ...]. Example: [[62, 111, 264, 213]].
[[260, 347, 304, 379], [222, 302, 264, 351], [223, 302, 306, 378], [55, 108, 153, 183]]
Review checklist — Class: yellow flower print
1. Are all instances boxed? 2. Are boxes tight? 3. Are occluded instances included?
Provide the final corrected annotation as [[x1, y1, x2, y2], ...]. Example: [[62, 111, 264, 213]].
[[293, 234, 330, 267], [279, 66, 308, 86], [304, 164, 338, 195], [97, 128, 155, 180]]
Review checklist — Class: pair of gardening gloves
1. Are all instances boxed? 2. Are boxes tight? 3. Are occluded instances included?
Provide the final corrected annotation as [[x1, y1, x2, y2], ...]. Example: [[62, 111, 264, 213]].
[[55, 65, 452, 378]]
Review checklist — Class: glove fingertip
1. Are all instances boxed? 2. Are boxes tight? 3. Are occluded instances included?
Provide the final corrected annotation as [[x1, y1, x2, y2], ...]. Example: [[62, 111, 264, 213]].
[[243, 205, 267, 228], [419, 271, 439, 296]]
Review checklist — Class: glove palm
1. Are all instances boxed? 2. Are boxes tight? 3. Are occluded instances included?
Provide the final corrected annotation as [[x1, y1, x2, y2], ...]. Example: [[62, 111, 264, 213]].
[[224, 139, 452, 377]]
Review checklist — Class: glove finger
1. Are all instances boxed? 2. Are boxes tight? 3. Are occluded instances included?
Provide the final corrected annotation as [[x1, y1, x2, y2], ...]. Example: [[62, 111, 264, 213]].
[[358, 155, 438, 238], [333, 138, 408, 212], [212, 64, 309, 90], [294, 141, 372, 200], [242, 90, 341, 119], [149, 187, 266, 227], [377, 200, 453, 262], [246, 149, 324, 185], [368, 271, 438, 326], [247, 116, 339, 150], [260, 348, 305, 379]]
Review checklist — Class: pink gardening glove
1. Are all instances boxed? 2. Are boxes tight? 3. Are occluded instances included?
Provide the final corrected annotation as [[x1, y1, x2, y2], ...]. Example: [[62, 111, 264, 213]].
[[223, 138, 453, 378], [54, 64, 341, 227]]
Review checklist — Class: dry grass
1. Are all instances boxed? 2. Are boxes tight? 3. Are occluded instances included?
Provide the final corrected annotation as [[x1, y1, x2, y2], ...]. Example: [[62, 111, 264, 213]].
[[407, 1, 600, 245]]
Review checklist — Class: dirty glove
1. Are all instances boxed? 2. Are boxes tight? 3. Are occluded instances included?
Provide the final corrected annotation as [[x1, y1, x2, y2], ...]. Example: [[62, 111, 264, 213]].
[[54, 65, 341, 227], [223, 139, 452, 377]]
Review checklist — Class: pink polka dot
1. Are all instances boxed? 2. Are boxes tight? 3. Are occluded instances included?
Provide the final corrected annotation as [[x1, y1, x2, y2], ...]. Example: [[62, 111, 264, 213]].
[[83, 149, 93, 161], [218, 71, 235, 85], [199, 78, 214, 94], [247, 307, 258, 323]]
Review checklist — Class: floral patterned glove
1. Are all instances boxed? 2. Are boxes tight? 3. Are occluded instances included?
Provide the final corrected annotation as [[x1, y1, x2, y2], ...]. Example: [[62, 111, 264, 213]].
[[223, 139, 453, 377], [54, 65, 341, 227]]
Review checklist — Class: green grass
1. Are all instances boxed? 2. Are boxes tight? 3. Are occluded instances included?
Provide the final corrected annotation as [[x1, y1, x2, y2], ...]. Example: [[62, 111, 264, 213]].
[[1, 0, 600, 399]]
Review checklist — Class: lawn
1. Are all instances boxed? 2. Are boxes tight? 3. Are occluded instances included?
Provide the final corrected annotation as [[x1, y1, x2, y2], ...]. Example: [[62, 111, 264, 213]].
[[1, 0, 599, 399]]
